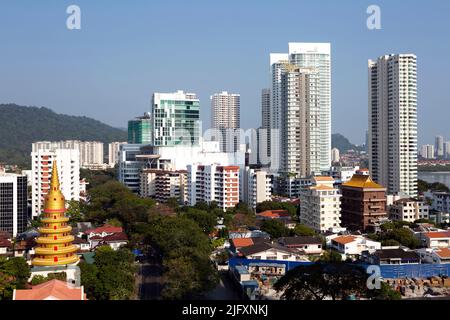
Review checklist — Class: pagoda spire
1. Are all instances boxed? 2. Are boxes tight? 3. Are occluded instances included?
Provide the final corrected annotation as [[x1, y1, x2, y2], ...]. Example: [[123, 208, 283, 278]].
[[32, 162, 79, 266]]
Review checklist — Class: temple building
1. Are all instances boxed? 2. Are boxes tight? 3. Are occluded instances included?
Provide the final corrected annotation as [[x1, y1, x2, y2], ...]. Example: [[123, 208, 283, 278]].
[[32, 163, 79, 267], [340, 173, 387, 232]]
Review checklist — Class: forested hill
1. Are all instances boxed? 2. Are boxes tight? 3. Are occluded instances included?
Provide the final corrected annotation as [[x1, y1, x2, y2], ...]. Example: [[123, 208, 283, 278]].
[[0, 104, 127, 168]]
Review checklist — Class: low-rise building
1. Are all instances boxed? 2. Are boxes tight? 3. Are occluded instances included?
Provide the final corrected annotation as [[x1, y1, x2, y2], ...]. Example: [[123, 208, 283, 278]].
[[330, 235, 381, 256], [13, 279, 87, 300], [89, 232, 129, 251], [389, 198, 429, 222], [278, 236, 323, 255], [238, 242, 309, 262], [423, 231, 450, 249], [417, 248, 450, 264], [364, 248, 421, 265], [256, 210, 296, 229]]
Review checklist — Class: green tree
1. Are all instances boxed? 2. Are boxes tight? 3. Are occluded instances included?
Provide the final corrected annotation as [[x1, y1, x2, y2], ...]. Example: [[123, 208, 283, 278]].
[[166, 197, 180, 209], [66, 200, 83, 224], [260, 220, 291, 239], [182, 209, 217, 234], [144, 216, 218, 299], [293, 224, 316, 236], [0, 257, 30, 300], [80, 247, 136, 300], [105, 217, 123, 227], [319, 250, 342, 263], [274, 263, 368, 300], [367, 282, 402, 300]]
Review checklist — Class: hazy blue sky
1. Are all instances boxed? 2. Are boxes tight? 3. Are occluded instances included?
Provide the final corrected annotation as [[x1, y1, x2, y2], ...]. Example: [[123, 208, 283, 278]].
[[1, 0, 449, 145]]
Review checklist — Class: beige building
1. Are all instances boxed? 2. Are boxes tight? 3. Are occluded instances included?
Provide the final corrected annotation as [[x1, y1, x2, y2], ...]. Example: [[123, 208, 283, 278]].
[[300, 176, 341, 232], [210, 91, 241, 153], [33, 140, 104, 168], [389, 198, 429, 222], [140, 169, 187, 204], [241, 167, 272, 209]]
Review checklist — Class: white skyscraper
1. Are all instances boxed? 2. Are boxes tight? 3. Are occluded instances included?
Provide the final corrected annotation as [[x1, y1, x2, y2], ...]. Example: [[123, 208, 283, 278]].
[[368, 54, 418, 197], [421, 145, 435, 159], [270, 43, 331, 175], [210, 91, 240, 152], [445, 141, 450, 159], [31, 149, 80, 218], [435, 135, 444, 158]]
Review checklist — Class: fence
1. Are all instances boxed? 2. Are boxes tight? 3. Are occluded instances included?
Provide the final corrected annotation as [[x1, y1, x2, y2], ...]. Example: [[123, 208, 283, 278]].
[[229, 257, 450, 279]]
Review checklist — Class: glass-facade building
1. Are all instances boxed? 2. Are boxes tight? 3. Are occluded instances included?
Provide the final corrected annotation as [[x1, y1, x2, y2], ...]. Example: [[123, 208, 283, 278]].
[[0, 174, 28, 236], [128, 113, 153, 144], [152, 91, 200, 147]]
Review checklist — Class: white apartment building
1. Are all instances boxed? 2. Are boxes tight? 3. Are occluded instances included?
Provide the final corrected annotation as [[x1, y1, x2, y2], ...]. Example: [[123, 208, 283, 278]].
[[368, 54, 418, 197], [241, 167, 272, 209], [429, 192, 450, 213], [389, 198, 429, 222], [32, 140, 104, 168], [299, 176, 341, 232], [187, 164, 240, 211], [108, 142, 127, 167], [270, 43, 331, 175], [210, 91, 240, 153], [31, 149, 80, 218], [421, 144, 435, 159]]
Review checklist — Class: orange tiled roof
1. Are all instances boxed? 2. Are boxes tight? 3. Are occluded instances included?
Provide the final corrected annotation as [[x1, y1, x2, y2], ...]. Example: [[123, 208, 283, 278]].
[[310, 184, 335, 191], [314, 176, 335, 182], [14, 280, 86, 300], [425, 231, 450, 239], [85, 225, 123, 235], [231, 238, 254, 248], [257, 210, 290, 219], [342, 174, 385, 189], [435, 248, 450, 259], [332, 235, 357, 245]]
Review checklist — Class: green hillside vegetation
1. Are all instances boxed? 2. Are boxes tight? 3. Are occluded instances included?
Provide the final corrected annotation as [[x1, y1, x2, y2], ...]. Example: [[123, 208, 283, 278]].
[[332, 133, 365, 153], [0, 104, 127, 168]]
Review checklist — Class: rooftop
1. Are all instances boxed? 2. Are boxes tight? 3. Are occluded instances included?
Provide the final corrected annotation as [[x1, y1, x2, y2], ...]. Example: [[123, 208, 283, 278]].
[[14, 279, 86, 300], [373, 248, 420, 260], [279, 236, 322, 246], [256, 210, 291, 219], [342, 174, 385, 189], [435, 248, 450, 259], [425, 231, 450, 239], [85, 225, 123, 235], [332, 235, 358, 245]]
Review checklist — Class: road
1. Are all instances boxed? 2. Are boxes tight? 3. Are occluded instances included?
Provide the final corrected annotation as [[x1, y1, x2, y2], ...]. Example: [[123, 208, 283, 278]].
[[137, 255, 164, 300]]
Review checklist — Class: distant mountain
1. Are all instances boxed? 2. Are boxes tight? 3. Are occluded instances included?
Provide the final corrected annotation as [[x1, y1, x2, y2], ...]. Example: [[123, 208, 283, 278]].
[[332, 133, 365, 153], [0, 104, 127, 168]]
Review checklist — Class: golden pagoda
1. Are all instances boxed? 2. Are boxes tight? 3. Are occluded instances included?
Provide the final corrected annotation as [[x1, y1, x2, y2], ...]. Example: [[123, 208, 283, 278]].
[[32, 162, 79, 266]]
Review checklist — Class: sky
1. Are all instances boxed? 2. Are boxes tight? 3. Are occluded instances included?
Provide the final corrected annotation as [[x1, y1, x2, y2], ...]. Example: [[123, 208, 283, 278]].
[[1, 0, 449, 146]]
